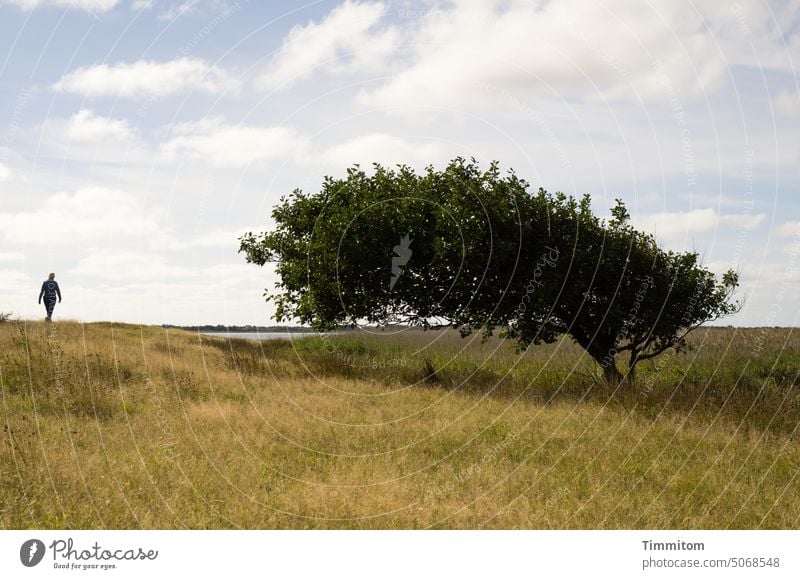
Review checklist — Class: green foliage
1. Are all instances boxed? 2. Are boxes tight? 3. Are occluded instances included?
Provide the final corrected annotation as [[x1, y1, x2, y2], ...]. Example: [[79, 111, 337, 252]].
[[240, 159, 740, 383]]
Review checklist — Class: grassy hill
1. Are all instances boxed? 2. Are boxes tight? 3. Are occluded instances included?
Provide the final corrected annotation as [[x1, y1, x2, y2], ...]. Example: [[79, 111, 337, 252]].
[[1, 321, 799, 528]]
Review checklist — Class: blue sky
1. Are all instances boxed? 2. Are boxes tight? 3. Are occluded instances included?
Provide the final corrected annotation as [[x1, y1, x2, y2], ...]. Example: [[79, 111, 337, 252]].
[[0, 0, 799, 326]]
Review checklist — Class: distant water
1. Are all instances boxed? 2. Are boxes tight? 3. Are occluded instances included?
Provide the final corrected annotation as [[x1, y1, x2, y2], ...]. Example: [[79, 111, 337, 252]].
[[202, 332, 320, 341]]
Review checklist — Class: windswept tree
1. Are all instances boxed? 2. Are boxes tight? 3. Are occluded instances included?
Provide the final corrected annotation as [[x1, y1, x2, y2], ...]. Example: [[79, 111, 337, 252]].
[[240, 158, 739, 383], [239, 160, 554, 331], [505, 195, 740, 382]]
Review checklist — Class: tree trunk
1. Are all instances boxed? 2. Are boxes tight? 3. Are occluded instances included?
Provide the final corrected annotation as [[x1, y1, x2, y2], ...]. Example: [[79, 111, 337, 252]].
[[625, 349, 640, 385], [577, 336, 625, 385], [602, 360, 624, 384]]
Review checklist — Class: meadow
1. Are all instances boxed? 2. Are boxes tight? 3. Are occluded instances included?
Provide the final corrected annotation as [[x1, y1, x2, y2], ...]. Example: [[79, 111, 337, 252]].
[[1, 320, 799, 529]]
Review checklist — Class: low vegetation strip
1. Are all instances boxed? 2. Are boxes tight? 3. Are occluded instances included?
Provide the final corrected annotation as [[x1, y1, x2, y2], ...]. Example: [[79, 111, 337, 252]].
[[1, 321, 798, 528]]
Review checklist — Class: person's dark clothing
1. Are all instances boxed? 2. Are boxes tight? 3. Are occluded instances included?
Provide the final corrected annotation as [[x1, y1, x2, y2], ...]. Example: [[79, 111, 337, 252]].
[[39, 280, 61, 320]]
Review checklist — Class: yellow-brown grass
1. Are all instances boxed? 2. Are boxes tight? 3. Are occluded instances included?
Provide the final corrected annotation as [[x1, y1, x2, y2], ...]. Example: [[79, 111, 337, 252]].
[[1, 321, 798, 529]]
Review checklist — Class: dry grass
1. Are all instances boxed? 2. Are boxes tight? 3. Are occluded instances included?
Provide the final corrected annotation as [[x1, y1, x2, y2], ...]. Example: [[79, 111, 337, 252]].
[[1, 321, 799, 529]]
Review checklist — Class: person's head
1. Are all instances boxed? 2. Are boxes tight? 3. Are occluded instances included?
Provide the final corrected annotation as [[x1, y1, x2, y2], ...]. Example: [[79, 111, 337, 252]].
[[48, 273, 55, 280]]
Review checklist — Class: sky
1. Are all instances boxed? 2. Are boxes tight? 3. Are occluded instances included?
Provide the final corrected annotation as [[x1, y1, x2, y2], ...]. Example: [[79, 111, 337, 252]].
[[0, 0, 799, 326]]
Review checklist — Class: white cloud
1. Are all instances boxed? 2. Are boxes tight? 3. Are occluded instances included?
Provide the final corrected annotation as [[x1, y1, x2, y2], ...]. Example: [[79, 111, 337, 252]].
[[201, 262, 257, 284], [6, 0, 120, 12], [718, 213, 767, 230], [159, 117, 308, 167], [776, 220, 800, 238], [634, 208, 766, 238], [70, 249, 191, 281], [53, 57, 239, 99], [33, 112, 149, 166], [774, 90, 800, 117], [67, 109, 134, 141], [169, 227, 257, 250], [636, 192, 662, 204], [0, 252, 25, 262], [257, 0, 397, 90], [321, 133, 446, 168], [357, 0, 787, 110], [48, 264, 272, 324], [133, 0, 230, 20], [636, 208, 718, 236], [0, 162, 10, 181], [783, 242, 800, 256], [0, 269, 30, 293], [0, 187, 164, 244], [157, 0, 197, 19]]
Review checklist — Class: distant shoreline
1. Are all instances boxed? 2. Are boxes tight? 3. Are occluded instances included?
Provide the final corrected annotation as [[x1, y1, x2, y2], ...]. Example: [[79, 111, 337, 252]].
[[162, 324, 361, 334], [162, 324, 750, 334]]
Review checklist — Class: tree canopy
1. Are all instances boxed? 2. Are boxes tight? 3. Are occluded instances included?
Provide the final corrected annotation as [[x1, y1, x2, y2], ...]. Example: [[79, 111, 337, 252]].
[[239, 158, 739, 383]]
